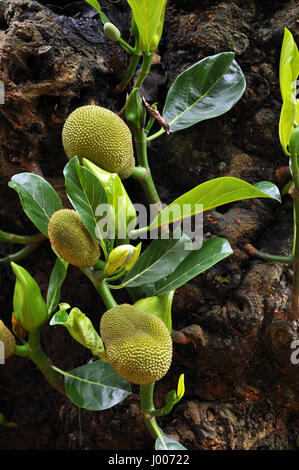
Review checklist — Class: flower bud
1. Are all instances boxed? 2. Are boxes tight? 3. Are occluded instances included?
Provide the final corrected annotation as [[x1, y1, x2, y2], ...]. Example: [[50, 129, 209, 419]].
[[104, 22, 121, 42], [105, 244, 141, 276], [126, 88, 146, 130], [11, 262, 48, 333]]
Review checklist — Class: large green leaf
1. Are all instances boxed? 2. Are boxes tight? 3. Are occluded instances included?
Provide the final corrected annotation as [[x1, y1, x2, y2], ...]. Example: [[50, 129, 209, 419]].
[[134, 291, 175, 332], [63, 157, 108, 256], [148, 177, 281, 231], [8, 173, 62, 237], [53, 361, 131, 411], [279, 28, 299, 155], [162, 52, 246, 132], [121, 232, 191, 288], [127, 0, 167, 54], [155, 436, 187, 450], [152, 237, 233, 296], [47, 255, 68, 315]]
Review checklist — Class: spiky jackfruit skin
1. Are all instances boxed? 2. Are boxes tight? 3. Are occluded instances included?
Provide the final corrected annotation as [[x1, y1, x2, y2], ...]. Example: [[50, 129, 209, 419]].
[[0, 320, 16, 358], [100, 304, 172, 385], [48, 209, 100, 268], [62, 105, 135, 179]]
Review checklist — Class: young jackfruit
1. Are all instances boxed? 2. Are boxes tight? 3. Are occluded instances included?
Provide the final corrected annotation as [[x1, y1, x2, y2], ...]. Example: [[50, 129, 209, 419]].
[[48, 209, 100, 268], [62, 105, 135, 179], [100, 304, 172, 385], [0, 320, 16, 359]]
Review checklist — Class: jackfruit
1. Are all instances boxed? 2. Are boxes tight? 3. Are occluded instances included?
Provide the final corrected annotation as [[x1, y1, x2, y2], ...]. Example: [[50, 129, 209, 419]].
[[0, 320, 16, 359], [62, 105, 135, 179], [48, 209, 100, 268], [100, 304, 172, 384]]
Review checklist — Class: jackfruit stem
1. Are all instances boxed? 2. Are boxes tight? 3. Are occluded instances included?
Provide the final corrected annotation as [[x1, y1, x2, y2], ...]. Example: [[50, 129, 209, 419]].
[[132, 129, 161, 206], [140, 383, 166, 442], [290, 151, 299, 320], [134, 52, 155, 89], [0, 242, 41, 267], [28, 329, 66, 396], [0, 230, 45, 245], [116, 53, 141, 94]]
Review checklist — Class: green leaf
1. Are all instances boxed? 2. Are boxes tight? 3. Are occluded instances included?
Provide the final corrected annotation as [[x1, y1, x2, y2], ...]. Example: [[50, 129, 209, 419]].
[[83, 159, 136, 244], [63, 157, 108, 256], [155, 436, 187, 450], [127, 0, 166, 55], [134, 291, 175, 332], [50, 307, 105, 359], [152, 238, 233, 296], [8, 173, 62, 237], [47, 256, 68, 315], [149, 177, 281, 231], [121, 232, 191, 288], [163, 52, 246, 132], [279, 28, 299, 154], [54, 361, 131, 411], [84, 0, 110, 23]]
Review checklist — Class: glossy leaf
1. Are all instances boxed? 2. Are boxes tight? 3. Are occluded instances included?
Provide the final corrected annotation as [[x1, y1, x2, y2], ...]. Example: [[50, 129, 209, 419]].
[[121, 232, 191, 288], [83, 159, 136, 243], [155, 436, 187, 450], [84, 0, 110, 23], [56, 361, 131, 411], [134, 291, 175, 332], [149, 177, 281, 231], [47, 255, 68, 315], [127, 0, 167, 55], [64, 157, 108, 255], [163, 52, 246, 132], [8, 173, 62, 237], [279, 28, 299, 155], [152, 238, 233, 296]]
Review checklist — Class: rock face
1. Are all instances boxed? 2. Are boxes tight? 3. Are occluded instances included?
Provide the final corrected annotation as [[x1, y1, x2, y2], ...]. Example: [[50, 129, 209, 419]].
[[0, 0, 299, 451]]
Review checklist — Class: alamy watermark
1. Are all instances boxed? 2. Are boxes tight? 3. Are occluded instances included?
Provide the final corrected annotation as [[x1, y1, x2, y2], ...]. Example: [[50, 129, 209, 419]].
[[0, 81, 4, 104], [290, 339, 299, 365], [94, 198, 204, 250]]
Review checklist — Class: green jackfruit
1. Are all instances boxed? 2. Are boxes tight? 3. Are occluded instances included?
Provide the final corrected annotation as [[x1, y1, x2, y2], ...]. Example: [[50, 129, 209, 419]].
[[48, 209, 100, 268], [100, 304, 172, 384], [0, 320, 16, 359], [62, 105, 135, 179]]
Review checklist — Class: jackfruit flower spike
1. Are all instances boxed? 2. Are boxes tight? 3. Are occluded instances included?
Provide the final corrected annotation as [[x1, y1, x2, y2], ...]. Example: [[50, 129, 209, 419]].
[[62, 105, 135, 179], [0, 320, 16, 359], [48, 209, 100, 268], [11, 262, 48, 333], [105, 243, 141, 276]]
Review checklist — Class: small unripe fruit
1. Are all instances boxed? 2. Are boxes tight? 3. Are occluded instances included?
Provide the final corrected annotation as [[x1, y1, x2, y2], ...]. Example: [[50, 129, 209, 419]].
[[48, 209, 100, 268], [104, 22, 121, 42], [62, 105, 135, 179], [0, 320, 16, 359], [100, 304, 172, 384]]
